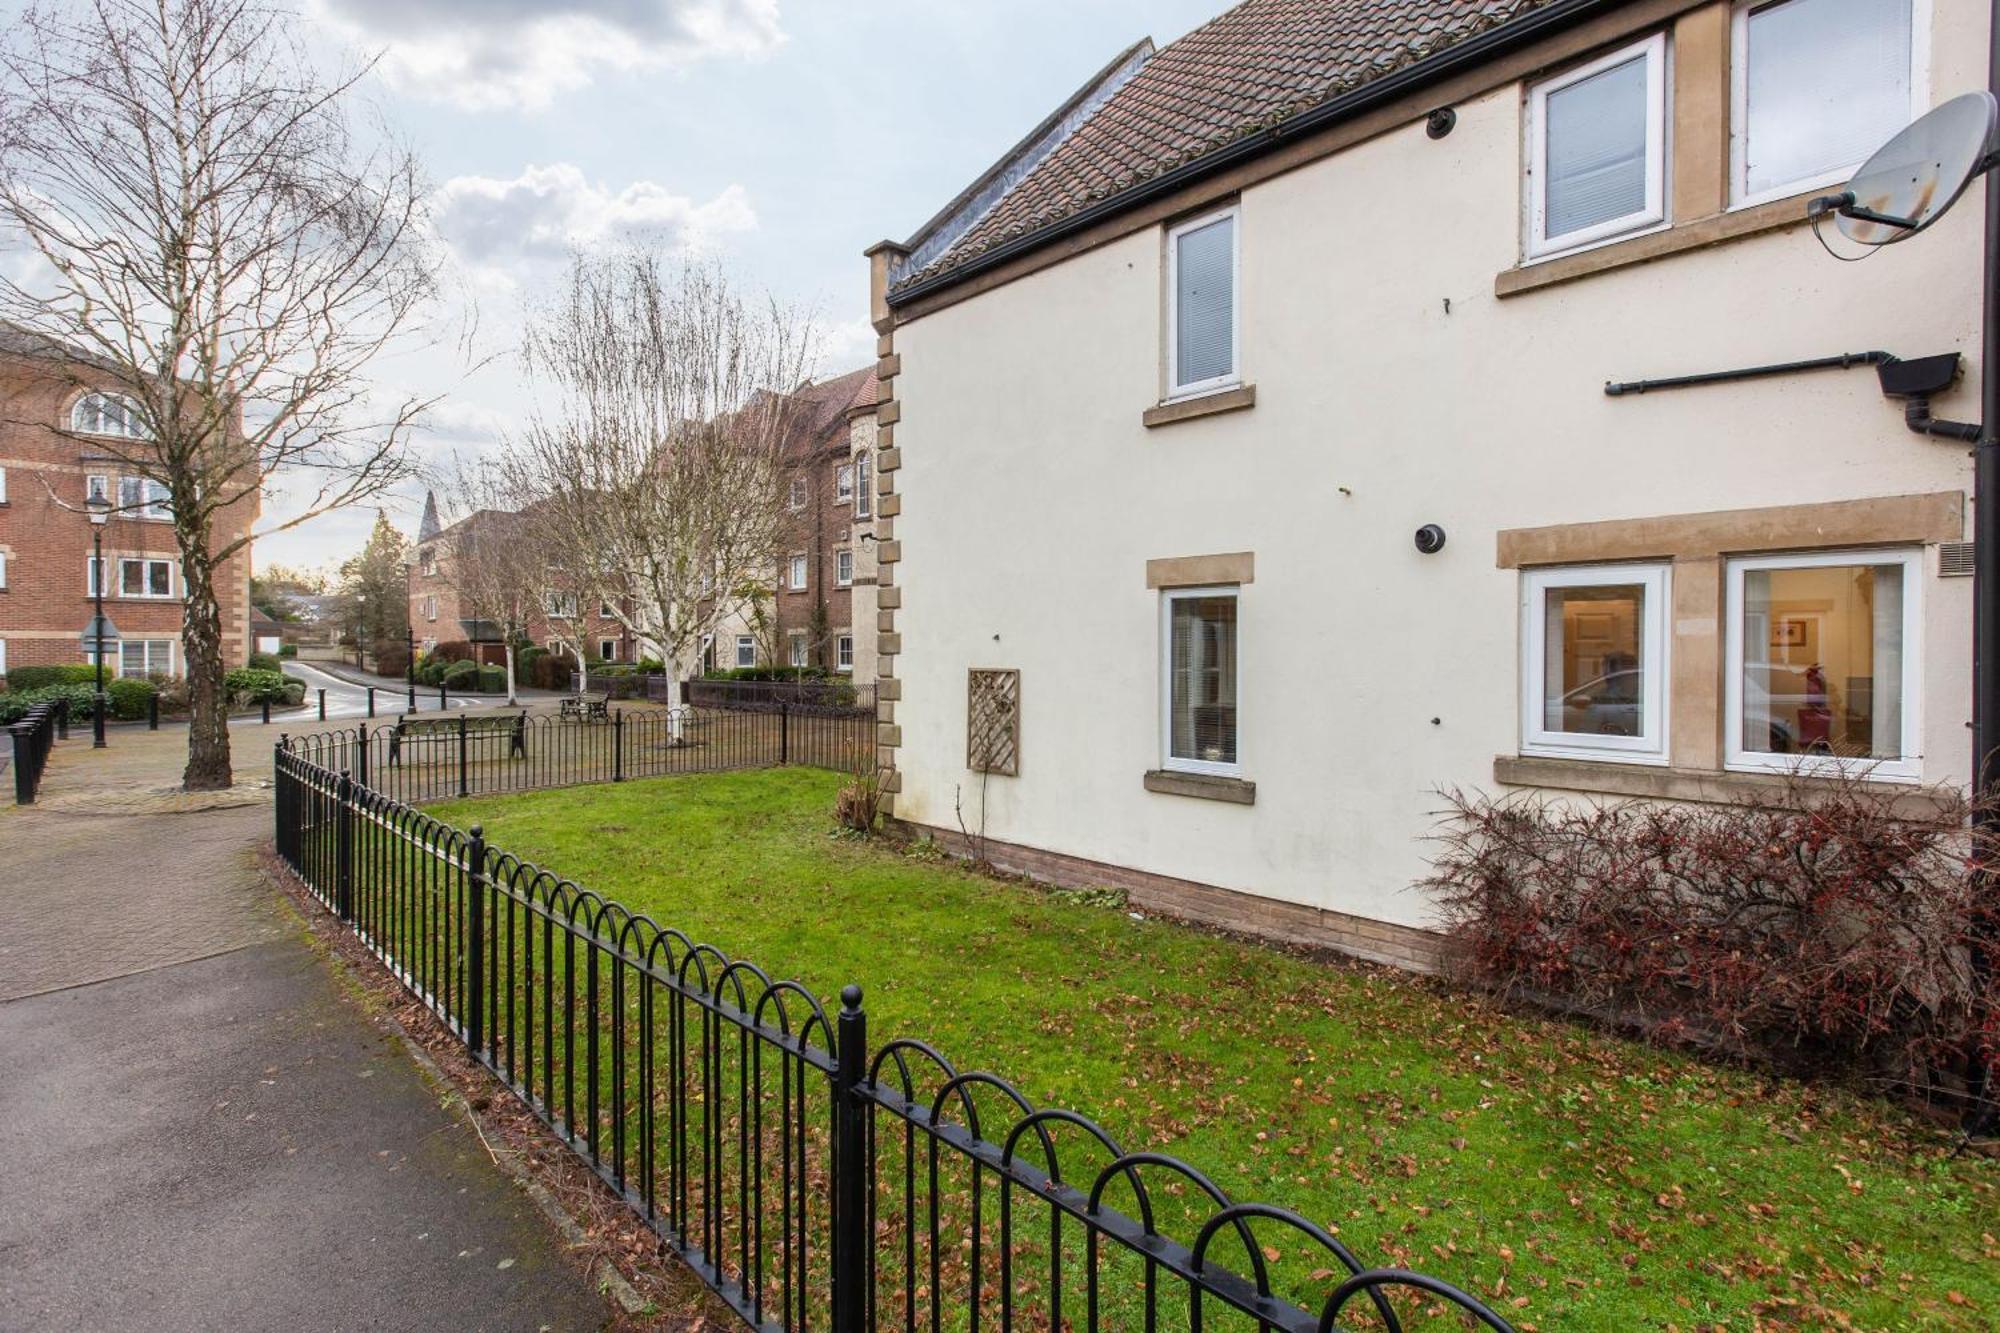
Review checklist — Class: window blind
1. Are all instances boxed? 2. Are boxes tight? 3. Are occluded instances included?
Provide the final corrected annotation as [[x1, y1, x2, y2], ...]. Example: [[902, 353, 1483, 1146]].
[[1545, 55, 1651, 238], [1175, 216, 1235, 388], [1742, 0, 1910, 197]]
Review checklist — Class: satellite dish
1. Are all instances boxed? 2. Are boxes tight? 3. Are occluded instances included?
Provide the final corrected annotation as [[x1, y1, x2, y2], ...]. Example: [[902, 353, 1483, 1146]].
[[1812, 91, 1998, 245]]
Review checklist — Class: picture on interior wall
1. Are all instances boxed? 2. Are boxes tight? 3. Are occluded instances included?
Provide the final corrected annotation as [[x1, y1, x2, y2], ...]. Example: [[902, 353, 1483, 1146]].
[[1773, 618, 1810, 648]]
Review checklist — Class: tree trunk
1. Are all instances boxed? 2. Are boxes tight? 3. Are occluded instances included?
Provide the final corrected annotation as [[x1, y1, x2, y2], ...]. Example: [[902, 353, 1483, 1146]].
[[180, 548, 233, 791], [665, 650, 688, 742], [504, 642, 518, 706]]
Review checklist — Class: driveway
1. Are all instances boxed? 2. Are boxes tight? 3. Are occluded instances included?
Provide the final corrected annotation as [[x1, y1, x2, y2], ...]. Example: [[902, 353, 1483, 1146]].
[[0, 728, 614, 1330]]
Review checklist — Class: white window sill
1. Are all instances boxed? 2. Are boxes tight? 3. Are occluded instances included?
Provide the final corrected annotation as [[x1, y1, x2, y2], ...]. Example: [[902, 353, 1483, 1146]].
[[1522, 218, 1671, 268], [1520, 742, 1669, 768]]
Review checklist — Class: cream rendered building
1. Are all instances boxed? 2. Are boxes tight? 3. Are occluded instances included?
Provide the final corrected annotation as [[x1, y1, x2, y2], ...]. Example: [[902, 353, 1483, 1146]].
[[866, 0, 1984, 966]]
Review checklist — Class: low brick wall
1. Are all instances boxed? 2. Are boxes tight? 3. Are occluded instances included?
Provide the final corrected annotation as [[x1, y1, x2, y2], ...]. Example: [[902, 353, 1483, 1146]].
[[888, 819, 1444, 973]]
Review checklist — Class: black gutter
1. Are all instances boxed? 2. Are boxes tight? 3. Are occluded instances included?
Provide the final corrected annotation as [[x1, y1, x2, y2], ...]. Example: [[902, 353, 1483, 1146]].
[[886, 0, 1629, 309], [1603, 350, 1895, 396]]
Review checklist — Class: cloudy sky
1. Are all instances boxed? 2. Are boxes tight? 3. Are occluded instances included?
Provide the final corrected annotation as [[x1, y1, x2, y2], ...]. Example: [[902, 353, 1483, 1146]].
[[215, 0, 1228, 571]]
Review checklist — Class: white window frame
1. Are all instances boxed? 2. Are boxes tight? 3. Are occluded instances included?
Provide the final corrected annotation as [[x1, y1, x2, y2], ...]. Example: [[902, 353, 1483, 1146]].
[[835, 549, 853, 587], [85, 474, 110, 506], [86, 555, 105, 597], [1723, 546, 1922, 780], [788, 632, 809, 668], [835, 464, 854, 502], [424, 594, 438, 621], [599, 637, 618, 662], [1525, 33, 1670, 260], [1521, 563, 1671, 763], [1159, 584, 1242, 779], [854, 452, 872, 519], [118, 556, 176, 600], [599, 599, 616, 618], [1728, 0, 1926, 209], [544, 591, 577, 619], [836, 634, 854, 672], [788, 476, 807, 511], [420, 547, 437, 576], [116, 638, 174, 678], [0, 638, 6, 675], [70, 391, 148, 440], [0, 466, 7, 503], [788, 553, 808, 591], [118, 475, 172, 521], [0, 551, 7, 590], [735, 635, 756, 669], [1164, 205, 1241, 401]]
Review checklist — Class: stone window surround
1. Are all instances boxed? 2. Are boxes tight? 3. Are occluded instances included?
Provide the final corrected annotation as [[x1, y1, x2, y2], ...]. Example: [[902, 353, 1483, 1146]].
[[1145, 550, 1257, 803], [1495, 490, 1964, 802]]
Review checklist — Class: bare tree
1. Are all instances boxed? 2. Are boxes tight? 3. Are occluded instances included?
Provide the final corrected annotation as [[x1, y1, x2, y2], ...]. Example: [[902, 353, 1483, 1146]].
[[0, 0, 437, 789], [497, 251, 815, 721]]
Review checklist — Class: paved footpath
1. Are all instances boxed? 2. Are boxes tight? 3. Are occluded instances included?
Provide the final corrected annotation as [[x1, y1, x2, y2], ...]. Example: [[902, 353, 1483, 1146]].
[[0, 729, 613, 1331]]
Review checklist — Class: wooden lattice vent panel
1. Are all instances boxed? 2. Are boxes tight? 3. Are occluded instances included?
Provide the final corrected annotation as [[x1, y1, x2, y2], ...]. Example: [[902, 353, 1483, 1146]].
[[966, 669, 1021, 776]]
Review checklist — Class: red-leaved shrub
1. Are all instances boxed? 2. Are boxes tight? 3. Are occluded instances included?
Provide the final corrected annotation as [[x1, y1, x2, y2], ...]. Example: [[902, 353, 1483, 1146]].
[[1425, 773, 1997, 1104]]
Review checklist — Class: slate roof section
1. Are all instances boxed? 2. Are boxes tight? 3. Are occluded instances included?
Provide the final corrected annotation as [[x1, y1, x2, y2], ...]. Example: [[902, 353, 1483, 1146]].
[[892, 0, 1560, 294]]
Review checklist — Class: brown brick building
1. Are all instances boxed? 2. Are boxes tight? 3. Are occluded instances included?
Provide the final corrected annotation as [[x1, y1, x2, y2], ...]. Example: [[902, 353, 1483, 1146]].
[[0, 329, 256, 681], [766, 366, 881, 677], [408, 494, 636, 669]]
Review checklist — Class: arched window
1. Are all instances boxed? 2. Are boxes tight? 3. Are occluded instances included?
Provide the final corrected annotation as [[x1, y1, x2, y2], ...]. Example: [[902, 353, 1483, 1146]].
[[70, 392, 148, 440]]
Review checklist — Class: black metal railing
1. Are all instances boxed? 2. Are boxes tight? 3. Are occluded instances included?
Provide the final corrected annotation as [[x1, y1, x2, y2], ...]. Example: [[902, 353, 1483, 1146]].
[[272, 741, 1514, 1332], [282, 705, 873, 806], [9, 696, 70, 805]]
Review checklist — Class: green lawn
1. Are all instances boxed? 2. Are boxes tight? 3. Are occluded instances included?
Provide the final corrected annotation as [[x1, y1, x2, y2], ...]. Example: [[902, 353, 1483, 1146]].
[[435, 768, 2000, 1330]]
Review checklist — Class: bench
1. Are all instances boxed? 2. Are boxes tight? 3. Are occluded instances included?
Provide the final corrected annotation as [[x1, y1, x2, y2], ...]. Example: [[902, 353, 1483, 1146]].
[[387, 710, 526, 766], [560, 690, 611, 723]]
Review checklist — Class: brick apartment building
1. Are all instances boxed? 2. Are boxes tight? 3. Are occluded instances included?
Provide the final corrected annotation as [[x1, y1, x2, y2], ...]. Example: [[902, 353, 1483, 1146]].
[[0, 327, 256, 680], [408, 492, 634, 668], [757, 366, 882, 679]]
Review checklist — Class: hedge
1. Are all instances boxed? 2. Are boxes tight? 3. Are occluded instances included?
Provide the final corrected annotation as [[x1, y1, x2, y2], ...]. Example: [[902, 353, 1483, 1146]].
[[0, 683, 97, 725], [224, 667, 291, 703], [248, 651, 283, 672], [5, 664, 100, 691], [106, 677, 156, 720]]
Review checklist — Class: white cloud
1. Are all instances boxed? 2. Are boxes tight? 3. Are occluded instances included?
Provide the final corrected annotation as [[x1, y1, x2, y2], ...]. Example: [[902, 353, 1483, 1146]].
[[435, 164, 756, 281], [312, 0, 785, 111], [814, 317, 878, 378]]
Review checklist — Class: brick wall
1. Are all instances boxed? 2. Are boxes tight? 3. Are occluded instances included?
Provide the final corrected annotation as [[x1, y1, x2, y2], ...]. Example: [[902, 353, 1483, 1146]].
[[0, 352, 255, 680]]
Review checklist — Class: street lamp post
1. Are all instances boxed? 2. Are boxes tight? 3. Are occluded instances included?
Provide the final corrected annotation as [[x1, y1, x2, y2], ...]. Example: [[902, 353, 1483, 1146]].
[[405, 626, 416, 711], [88, 500, 109, 748]]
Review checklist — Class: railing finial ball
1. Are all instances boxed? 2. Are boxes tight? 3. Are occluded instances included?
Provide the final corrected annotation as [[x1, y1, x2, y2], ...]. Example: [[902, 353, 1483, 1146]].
[[470, 824, 484, 839], [841, 983, 863, 1011]]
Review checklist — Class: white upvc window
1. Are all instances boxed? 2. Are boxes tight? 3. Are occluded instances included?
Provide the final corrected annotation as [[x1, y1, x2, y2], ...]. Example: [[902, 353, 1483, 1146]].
[[1730, 0, 1921, 207], [854, 452, 872, 519], [0, 551, 7, 590], [735, 635, 756, 668], [545, 591, 577, 618], [1165, 206, 1239, 399], [1724, 547, 1921, 780], [119, 638, 174, 678], [835, 549, 853, 587], [835, 464, 854, 503], [420, 547, 437, 576], [86, 474, 110, 506], [789, 633, 809, 668], [71, 392, 148, 440], [1521, 563, 1671, 763], [788, 553, 808, 591], [836, 634, 853, 672], [599, 637, 618, 661], [599, 599, 616, 618], [0, 639, 6, 675], [0, 467, 7, 502], [87, 555, 105, 596], [119, 475, 172, 521], [1160, 585, 1240, 777], [119, 556, 175, 599], [423, 595, 438, 621], [1526, 34, 1668, 258], [788, 476, 807, 511]]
